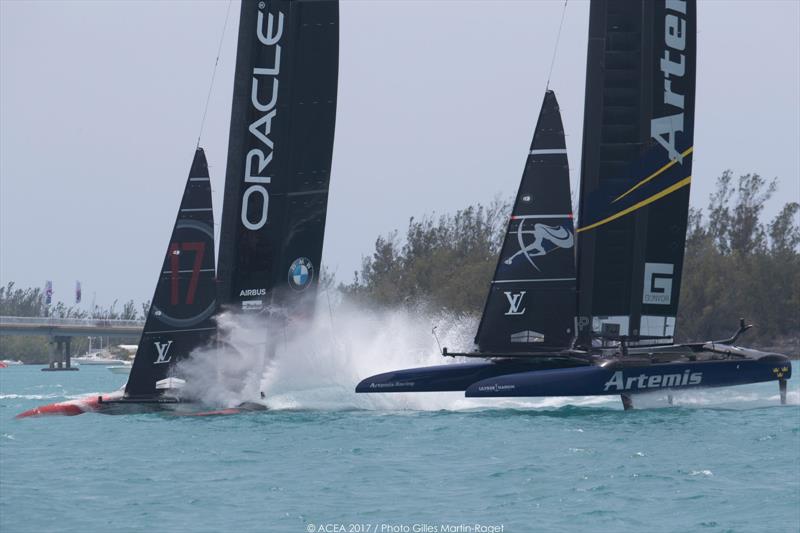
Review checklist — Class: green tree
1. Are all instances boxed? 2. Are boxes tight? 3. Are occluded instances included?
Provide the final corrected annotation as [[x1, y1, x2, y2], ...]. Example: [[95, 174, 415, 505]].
[[343, 199, 508, 315]]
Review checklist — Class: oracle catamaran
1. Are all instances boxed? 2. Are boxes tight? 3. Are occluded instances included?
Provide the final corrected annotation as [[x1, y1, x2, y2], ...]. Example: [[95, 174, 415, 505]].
[[356, 0, 792, 409], [18, 0, 339, 417]]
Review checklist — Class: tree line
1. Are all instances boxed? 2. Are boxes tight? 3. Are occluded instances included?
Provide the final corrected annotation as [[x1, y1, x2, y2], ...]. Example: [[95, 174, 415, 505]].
[[2, 171, 797, 361], [342, 172, 800, 351]]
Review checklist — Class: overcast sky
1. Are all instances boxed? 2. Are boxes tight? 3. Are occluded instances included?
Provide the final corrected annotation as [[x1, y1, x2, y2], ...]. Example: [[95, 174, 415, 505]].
[[1, 0, 798, 309]]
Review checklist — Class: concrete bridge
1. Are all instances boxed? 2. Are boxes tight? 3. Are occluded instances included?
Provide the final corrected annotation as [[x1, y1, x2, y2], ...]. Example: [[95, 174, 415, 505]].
[[0, 316, 144, 371], [0, 316, 144, 337]]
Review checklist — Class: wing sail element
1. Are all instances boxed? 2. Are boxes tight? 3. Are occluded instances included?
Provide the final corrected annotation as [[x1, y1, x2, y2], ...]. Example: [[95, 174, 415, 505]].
[[575, 0, 696, 346], [474, 90, 576, 353], [217, 0, 339, 312], [126, 149, 217, 398]]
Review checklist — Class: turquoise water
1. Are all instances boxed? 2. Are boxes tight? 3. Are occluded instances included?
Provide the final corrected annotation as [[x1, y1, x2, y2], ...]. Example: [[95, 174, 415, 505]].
[[1, 365, 799, 533]]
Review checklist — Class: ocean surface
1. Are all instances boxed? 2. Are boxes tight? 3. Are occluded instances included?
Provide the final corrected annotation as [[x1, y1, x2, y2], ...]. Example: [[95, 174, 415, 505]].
[[1, 365, 799, 533]]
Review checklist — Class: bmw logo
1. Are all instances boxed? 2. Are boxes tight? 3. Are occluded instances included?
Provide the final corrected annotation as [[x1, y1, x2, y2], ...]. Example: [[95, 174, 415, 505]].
[[288, 257, 314, 291]]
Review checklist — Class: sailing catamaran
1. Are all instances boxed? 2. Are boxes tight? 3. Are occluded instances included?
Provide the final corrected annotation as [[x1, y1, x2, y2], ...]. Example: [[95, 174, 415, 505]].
[[17, 0, 339, 418], [18, 148, 219, 416], [356, 0, 792, 409]]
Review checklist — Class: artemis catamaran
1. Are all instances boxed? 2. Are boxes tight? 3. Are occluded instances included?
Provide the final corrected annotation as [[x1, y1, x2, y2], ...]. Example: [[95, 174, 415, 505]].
[[356, 0, 792, 409], [17, 0, 339, 418]]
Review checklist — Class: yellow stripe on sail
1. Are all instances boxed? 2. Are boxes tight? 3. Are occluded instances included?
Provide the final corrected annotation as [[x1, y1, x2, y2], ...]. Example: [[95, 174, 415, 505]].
[[577, 176, 692, 234], [612, 147, 694, 203]]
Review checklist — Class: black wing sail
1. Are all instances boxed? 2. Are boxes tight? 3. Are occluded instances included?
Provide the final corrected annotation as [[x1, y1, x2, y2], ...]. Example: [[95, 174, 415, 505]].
[[217, 0, 339, 312], [474, 90, 576, 353], [125, 149, 217, 398], [575, 0, 696, 346]]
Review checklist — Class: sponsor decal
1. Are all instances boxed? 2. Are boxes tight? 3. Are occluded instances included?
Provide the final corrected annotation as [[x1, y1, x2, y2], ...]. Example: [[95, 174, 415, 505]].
[[504, 221, 573, 271], [504, 291, 526, 316], [477, 383, 516, 393], [603, 369, 702, 391], [241, 4, 285, 231], [242, 300, 264, 311], [651, 0, 688, 162], [643, 263, 674, 305], [369, 381, 416, 389], [288, 257, 314, 291], [510, 330, 544, 343], [239, 288, 267, 297], [773, 366, 789, 379], [153, 340, 174, 365]]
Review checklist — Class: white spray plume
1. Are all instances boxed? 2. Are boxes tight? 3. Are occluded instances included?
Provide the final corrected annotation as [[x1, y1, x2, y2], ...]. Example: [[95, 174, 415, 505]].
[[176, 291, 486, 410], [175, 290, 573, 411]]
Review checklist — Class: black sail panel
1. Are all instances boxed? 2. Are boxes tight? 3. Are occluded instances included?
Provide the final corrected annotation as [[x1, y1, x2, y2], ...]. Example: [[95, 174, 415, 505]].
[[576, 0, 696, 345], [217, 0, 338, 312], [474, 90, 576, 353], [126, 149, 217, 398]]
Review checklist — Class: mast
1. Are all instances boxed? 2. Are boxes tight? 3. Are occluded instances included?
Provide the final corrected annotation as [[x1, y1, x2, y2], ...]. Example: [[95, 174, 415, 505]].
[[474, 90, 576, 353], [576, 0, 696, 346], [217, 0, 339, 312]]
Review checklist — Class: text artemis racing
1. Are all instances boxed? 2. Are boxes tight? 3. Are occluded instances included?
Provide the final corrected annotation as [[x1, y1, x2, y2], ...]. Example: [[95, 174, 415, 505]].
[[603, 370, 702, 392], [651, 0, 688, 162], [241, 7, 285, 231]]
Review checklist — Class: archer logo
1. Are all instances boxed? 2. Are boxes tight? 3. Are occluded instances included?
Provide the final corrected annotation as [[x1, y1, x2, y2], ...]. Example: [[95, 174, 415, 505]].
[[643, 263, 674, 305], [504, 291, 527, 316], [503, 221, 573, 271], [153, 340, 174, 364]]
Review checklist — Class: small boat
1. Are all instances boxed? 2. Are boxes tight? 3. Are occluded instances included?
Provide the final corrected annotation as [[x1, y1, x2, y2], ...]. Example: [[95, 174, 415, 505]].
[[108, 362, 132, 375], [72, 354, 127, 366], [1, 360, 23, 366]]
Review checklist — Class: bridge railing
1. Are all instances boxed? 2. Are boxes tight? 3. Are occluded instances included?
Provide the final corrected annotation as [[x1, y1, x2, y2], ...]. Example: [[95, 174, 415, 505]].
[[0, 316, 145, 328]]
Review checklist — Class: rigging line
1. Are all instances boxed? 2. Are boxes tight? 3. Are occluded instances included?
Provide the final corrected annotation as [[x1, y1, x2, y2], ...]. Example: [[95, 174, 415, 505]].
[[325, 287, 340, 349], [546, 0, 569, 91], [197, 0, 234, 148]]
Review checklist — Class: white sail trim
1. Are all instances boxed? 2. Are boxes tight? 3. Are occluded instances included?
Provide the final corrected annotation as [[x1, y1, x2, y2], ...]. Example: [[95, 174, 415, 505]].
[[510, 330, 545, 343], [529, 149, 567, 155], [511, 214, 572, 219], [155, 377, 186, 390], [492, 278, 575, 284], [640, 315, 676, 337]]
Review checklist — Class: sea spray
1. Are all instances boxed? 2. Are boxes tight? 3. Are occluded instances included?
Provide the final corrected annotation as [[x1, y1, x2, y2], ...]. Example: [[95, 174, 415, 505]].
[[176, 291, 487, 410], [176, 310, 276, 408]]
